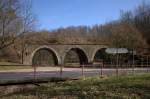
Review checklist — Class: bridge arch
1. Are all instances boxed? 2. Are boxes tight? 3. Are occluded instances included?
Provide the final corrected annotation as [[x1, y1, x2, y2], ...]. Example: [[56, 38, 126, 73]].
[[63, 47, 89, 66], [31, 46, 60, 66], [91, 48, 107, 63]]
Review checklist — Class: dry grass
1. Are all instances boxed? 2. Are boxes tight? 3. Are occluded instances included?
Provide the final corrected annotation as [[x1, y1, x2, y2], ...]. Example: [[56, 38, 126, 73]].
[[1, 73, 150, 99]]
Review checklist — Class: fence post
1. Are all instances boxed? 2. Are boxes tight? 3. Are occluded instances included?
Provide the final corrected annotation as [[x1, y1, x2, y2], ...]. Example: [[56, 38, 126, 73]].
[[81, 64, 84, 78], [60, 56, 63, 78], [116, 53, 119, 76], [132, 49, 135, 75], [100, 61, 103, 77], [147, 56, 149, 72], [60, 64, 63, 78], [33, 65, 37, 80]]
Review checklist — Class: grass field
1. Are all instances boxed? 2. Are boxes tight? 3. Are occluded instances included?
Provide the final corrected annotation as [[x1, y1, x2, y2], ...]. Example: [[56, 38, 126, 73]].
[[1, 73, 150, 99], [0, 61, 23, 65], [0, 66, 32, 70], [0, 62, 32, 70]]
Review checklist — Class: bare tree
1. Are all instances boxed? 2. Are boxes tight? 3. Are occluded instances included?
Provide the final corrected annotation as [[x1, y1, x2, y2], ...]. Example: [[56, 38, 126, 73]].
[[109, 22, 146, 50], [134, 1, 150, 46], [0, 0, 36, 50], [120, 1, 150, 47]]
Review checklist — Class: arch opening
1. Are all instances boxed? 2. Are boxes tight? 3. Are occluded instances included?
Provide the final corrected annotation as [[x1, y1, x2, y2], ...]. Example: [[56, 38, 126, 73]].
[[93, 48, 107, 66], [32, 48, 58, 66], [64, 48, 88, 67]]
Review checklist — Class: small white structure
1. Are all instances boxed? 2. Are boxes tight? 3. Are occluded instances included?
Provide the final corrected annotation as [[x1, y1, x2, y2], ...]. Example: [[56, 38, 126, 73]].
[[105, 48, 128, 54]]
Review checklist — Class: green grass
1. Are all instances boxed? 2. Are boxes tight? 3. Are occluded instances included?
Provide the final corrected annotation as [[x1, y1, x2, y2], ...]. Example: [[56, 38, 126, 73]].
[[0, 62, 32, 70], [1, 73, 150, 99], [0, 61, 21, 65], [0, 66, 32, 70]]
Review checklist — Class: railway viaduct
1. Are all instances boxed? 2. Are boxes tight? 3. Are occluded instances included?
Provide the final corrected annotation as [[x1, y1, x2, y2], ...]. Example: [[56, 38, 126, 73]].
[[23, 44, 108, 66]]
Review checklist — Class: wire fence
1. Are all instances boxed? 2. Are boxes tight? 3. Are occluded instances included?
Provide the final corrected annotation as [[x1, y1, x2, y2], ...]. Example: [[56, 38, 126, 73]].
[[31, 63, 149, 79]]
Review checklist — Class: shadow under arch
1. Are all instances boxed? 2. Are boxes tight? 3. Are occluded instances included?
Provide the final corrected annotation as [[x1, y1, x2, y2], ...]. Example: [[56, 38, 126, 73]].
[[32, 47, 58, 66], [64, 48, 88, 67], [93, 48, 107, 63]]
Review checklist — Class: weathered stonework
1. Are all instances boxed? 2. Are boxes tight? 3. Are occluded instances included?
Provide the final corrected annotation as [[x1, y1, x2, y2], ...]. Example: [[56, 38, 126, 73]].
[[23, 44, 108, 65]]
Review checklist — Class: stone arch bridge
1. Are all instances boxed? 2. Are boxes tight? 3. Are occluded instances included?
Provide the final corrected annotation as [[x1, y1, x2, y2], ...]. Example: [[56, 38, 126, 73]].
[[23, 44, 108, 66]]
